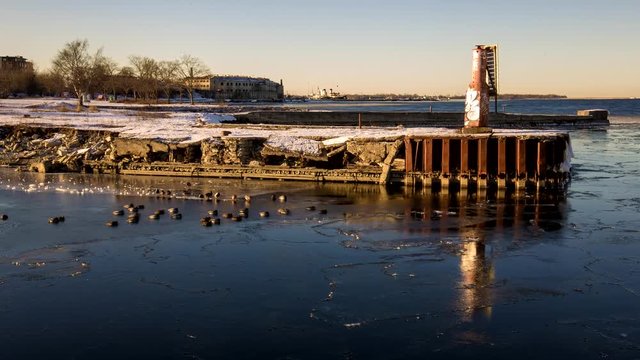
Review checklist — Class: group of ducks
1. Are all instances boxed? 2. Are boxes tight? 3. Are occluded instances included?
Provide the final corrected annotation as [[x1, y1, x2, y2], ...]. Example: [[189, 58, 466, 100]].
[[103, 193, 328, 228], [0, 193, 330, 228], [0, 212, 66, 224], [0, 193, 328, 227]]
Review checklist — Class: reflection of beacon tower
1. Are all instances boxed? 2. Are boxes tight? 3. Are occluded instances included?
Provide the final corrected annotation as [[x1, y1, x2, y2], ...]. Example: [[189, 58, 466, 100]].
[[459, 228, 495, 321], [464, 46, 491, 128]]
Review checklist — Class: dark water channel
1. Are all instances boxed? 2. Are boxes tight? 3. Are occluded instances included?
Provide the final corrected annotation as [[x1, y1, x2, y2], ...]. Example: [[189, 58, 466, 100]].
[[0, 118, 639, 359]]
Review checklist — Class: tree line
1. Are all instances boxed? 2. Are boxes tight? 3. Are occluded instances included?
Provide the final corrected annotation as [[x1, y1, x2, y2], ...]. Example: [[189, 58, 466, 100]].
[[0, 39, 210, 107]]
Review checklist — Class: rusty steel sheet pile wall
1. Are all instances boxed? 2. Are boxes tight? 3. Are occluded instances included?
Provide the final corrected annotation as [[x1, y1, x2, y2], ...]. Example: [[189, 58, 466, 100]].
[[403, 133, 571, 191]]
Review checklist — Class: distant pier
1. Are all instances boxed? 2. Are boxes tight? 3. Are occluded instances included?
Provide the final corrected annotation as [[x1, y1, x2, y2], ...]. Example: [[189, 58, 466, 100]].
[[234, 110, 609, 128]]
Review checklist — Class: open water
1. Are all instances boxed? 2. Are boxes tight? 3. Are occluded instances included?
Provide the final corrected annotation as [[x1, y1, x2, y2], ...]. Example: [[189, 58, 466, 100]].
[[278, 98, 640, 117], [0, 99, 639, 359]]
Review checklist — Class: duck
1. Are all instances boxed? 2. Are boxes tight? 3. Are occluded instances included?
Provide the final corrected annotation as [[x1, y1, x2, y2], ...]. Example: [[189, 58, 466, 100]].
[[112, 210, 124, 216], [277, 208, 290, 215], [105, 220, 118, 227], [259, 211, 270, 218]]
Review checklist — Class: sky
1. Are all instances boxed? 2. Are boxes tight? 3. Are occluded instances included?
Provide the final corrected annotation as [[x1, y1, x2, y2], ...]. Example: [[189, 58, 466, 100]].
[[2, 0, 639, 98]]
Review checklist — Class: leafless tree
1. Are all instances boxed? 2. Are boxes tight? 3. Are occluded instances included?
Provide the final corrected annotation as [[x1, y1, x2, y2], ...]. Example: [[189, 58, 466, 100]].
[[129, 56, 159, 103], [36, 71, 66, 97], [158, 60, 180, 104], [177, 55, 210, 105], [52, 39, 106, 109], [0, 68, 34, 98], [97, 57, 120, 100], [117, 66, 136, 100]]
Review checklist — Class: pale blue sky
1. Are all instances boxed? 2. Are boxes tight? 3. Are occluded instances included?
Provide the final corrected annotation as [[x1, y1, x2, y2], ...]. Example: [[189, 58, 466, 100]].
[[2, 0, 638, 97]]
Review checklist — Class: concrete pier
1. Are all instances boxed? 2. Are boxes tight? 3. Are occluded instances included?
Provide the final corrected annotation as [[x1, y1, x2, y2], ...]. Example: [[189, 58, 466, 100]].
[[233, 110, 609, 128], [0, 124, 571, 192]]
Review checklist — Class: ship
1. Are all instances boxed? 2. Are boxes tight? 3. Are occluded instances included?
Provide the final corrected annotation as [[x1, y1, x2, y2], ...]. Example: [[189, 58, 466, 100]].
[[308, 87, 347, 100]]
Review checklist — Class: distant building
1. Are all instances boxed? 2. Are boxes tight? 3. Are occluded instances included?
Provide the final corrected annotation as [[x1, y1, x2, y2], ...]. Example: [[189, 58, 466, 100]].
[[0, 56, 33, 72], [189, 75, 284, 101]]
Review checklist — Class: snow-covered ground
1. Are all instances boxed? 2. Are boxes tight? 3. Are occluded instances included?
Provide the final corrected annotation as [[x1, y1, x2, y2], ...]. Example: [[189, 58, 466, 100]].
[[0, 98, 566, 156]]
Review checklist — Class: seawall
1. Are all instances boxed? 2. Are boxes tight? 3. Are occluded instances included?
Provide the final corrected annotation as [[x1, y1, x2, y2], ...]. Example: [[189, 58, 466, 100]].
[[0, 124, 572, 192], [235, 111, 609, 128]]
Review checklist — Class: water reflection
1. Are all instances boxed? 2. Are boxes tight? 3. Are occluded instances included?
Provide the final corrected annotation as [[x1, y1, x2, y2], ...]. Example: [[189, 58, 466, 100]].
[[459, 229, 494, 322], [299, 183, 569, 332], [442, 189, 565, 323], [0, 169, 569, 333]]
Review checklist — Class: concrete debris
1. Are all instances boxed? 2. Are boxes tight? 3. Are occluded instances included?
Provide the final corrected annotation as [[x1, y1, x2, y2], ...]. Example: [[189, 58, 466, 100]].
[[0, 125, 406, 175]]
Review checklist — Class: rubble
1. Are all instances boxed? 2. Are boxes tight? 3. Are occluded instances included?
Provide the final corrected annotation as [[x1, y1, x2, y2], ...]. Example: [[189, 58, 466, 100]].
[[0, 125, 400, 176]]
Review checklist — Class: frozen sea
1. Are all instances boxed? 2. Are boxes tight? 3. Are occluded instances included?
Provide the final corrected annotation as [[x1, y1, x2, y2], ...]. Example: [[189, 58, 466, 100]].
[[0, 99, 639, 359]]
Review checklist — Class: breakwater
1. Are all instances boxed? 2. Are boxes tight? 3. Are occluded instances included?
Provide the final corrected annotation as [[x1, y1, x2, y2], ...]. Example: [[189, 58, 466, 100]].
[[235, 110, 609, 128], [0, 123, 571, 191]]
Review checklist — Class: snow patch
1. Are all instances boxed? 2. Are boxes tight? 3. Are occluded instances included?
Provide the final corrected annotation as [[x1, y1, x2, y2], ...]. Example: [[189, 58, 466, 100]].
[[193, 112, 236, 124], [265, 136, 323, 156], [27, 101, 77, 111], [323, 136, 351, 146]]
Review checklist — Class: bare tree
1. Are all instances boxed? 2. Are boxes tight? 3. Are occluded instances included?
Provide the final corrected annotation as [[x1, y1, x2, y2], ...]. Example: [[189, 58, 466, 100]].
[[0, 68, 33, 98], [37, 71, 66, 97], [177, 55, 210, 105], [129, 56, 159, 103], [117, 66, 136, 100], [52, 39, 106, 109], [97, 57, 120, 100], [158, 60, 180, 104]]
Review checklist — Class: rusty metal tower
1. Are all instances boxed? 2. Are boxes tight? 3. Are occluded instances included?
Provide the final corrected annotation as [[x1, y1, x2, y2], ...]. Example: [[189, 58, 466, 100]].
[[463, 45, 498, 131]]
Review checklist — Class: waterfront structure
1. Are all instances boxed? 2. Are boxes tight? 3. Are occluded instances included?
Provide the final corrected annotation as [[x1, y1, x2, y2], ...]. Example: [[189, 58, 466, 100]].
[[0, 56, 33, 72], [463, 45, 498, 129], [189, 75, 284, 101]]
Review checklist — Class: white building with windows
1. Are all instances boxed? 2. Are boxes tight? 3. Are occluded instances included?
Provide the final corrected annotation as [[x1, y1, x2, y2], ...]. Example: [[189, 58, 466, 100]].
[[190, 75, 284, 101]]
